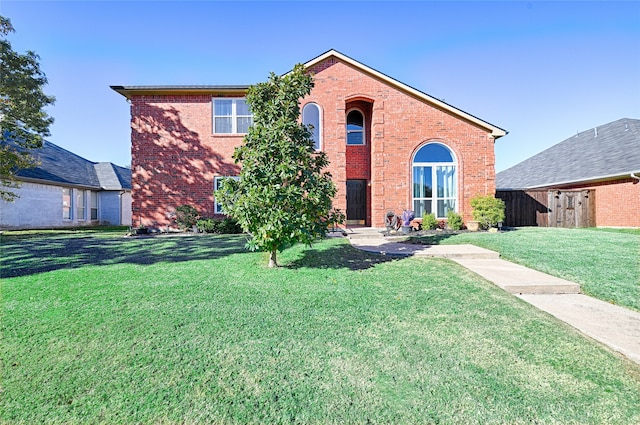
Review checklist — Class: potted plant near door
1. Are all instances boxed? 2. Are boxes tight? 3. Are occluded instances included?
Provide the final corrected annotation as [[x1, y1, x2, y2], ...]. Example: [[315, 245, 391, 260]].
[[465, 220, 480, 232], [401, 209, 415, 234]]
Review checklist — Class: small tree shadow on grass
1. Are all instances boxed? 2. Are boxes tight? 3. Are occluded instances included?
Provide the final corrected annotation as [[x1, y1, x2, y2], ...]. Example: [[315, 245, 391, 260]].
[[286, 242, 400, 271], [1, 233, 399, 278]]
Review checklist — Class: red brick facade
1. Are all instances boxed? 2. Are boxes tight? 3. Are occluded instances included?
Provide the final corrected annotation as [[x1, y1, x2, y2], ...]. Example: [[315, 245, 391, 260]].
[[566, 178, 640, 227], [120, 51, 505, 229]]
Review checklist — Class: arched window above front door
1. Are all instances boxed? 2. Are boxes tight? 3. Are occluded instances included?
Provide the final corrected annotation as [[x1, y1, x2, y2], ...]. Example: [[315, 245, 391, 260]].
[[346, 109, 364, 145], [302, 103, 322, 150], [412, 142, 457, 219]]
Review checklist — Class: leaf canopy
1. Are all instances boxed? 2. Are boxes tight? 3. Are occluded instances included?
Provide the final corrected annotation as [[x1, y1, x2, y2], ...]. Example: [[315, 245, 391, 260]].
[[0, 16, 55, 201], [218, 64, 342, 266]]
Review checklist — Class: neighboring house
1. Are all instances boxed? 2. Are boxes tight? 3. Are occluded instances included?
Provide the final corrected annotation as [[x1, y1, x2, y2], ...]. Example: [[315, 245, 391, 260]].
[[111, 49, 506, 229], [496, 118, 640, 228], [0, 140, 132, 229]]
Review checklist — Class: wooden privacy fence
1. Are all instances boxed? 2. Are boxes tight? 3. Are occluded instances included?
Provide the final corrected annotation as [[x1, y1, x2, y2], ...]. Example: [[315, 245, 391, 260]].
[[496, 189, 595, 228]]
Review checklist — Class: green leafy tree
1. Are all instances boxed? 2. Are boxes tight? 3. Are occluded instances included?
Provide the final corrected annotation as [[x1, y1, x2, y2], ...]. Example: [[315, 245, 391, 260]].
[[0, 16, 55, 201], [218, 64, 342, 267]]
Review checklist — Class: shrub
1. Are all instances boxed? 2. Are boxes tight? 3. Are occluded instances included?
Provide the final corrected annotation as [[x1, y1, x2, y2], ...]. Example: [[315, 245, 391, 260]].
[[175, 205, 200, 230], [196, 217, 243, 234], [196, 218, 218, 233], [422, 213, 438, 230], [470, 195, 505, 229], [446, 211, 463, 230], [219, 217, 243, 234]]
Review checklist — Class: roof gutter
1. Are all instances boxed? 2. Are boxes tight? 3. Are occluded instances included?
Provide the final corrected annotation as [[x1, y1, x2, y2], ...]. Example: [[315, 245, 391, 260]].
[[110, 85, 250, 100], [13, 176, 102, 191]]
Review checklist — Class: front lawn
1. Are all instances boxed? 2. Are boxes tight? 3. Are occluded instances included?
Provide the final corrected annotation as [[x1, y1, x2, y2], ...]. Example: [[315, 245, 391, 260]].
[[409, 227, 640, 311], [1, 232, 640, 424]]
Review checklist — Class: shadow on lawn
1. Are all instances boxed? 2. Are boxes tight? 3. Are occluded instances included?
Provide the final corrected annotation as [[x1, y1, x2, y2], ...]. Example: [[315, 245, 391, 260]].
[[287, 243, 399, 271], [403, 231, 463, 245], [0, 233, 397, 278], [0, 233, 249, 278], [401, 228, 519, 245]]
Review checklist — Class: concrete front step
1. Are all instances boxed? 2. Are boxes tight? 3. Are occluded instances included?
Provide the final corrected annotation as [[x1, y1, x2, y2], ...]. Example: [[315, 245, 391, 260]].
[[453, 258, 581, 295], [409, 244, 500, 259], [348, 239, 500, 260], [344, 228, 387, 239]]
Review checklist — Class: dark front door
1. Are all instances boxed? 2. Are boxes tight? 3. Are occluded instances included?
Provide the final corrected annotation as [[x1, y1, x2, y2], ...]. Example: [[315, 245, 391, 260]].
[[346, 180, 367, 224]]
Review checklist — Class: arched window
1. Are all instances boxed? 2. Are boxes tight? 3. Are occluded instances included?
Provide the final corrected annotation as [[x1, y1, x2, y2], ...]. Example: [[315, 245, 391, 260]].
[[412, 143, 457, 219], [302, 103, 322, 150], [346, 109, 364, 145]]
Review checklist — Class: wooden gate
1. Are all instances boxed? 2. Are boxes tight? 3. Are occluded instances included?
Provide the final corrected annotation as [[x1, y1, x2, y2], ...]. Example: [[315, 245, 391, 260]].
[[548, 190, 595, 228]]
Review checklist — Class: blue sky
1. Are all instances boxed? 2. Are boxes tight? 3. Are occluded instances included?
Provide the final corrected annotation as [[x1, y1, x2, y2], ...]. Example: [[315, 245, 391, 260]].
[[2, 1, 639, 172]]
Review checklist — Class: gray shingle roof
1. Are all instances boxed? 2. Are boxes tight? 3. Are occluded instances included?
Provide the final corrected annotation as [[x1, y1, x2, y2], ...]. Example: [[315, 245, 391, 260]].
[[94, 162, 131, 190], [12, 140, 131, 190], [496, 118, 640, 189]]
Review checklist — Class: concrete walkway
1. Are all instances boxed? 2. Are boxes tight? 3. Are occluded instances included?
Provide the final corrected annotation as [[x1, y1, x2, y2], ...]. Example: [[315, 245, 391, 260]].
[[345, 227, 640, 365]]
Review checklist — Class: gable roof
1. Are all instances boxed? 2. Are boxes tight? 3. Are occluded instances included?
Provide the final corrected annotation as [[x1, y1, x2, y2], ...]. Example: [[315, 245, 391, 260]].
[[94, 162, 132, 190], [302, 50, 507, 138], [111, 49, 507, 138], [496, 118, 640, 190], [12, 140, 131, 190]]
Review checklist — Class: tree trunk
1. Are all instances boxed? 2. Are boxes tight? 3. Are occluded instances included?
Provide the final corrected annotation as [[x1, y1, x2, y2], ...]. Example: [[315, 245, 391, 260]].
[[268, 249, 278, 268]]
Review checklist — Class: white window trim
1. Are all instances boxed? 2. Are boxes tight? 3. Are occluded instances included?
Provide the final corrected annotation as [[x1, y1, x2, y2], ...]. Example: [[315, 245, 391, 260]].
[[302, 102, 322, 151], [63, 188, 73, 220], [76, 189, 87, 221], [90, 191, 99, 221], [346, 108, 365, 146], [412, 143, 458, 219], [212, 98, 252, 134], [214, 176, 240, 214]]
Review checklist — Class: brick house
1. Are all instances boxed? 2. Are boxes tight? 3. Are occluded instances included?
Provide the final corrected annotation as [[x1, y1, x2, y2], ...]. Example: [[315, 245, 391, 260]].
[[111, 50, 506, 230], [496, 118, 640, 228]]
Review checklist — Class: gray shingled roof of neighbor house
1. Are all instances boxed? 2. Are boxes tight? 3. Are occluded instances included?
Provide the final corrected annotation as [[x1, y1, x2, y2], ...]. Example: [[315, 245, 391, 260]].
[[496, 118, 640, 190], [14, 140, 131, 190], [94, 162, 131, 190]]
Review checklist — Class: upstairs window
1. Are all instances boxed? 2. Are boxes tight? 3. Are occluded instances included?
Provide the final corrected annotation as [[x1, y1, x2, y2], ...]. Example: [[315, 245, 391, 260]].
[[346, 109, 364, 145], [302, 103, 322, 150], [213, 98, 253, 134]]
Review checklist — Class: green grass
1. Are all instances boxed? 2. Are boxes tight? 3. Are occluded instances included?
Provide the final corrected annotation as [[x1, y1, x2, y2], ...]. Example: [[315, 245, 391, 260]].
[[0, 225, 130, 237], [409, 227, 640, 311], [2, 232, 640, 424]]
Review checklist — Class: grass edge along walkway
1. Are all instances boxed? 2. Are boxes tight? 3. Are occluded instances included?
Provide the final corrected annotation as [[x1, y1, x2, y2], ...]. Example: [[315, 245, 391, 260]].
[[411, 226, 640, 312]]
